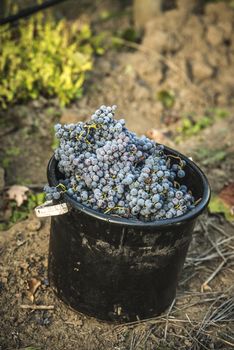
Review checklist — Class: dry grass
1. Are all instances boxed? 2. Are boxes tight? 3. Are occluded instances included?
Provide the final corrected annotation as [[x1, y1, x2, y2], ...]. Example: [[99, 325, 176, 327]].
[[104, 215, 234, 350]]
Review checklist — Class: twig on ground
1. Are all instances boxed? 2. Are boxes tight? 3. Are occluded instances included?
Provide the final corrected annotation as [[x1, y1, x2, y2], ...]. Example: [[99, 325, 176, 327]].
[[129, 330, 135, 350], [142, 325, 156, 346], [20, 304, 54, 310], [209, 222, 231, 238], [198, 220, 232, 291], [180, 271, 198, 285], [175, 298, 224, 313], [216, 337, 234, 348], [195, 289, 233, 342], [185, 313, 196, 329], [201, 221, 226, 260], [171, 322, 211, 350], [164, 298, 176, 340], [186, 251, 233, 265], [201, 260, 226, 293], [177, 291, 225, 297], [193, 234, 234, 262], [129, 327, 148, 350], [217, 236, 234, 246]]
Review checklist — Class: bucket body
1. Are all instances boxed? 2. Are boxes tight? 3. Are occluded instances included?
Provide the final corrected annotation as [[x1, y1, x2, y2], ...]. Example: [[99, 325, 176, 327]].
[[47, 147, 210, 321]]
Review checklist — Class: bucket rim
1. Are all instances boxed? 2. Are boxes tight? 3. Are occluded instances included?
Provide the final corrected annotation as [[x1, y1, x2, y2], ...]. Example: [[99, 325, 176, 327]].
[[47, 146, 211, 228]]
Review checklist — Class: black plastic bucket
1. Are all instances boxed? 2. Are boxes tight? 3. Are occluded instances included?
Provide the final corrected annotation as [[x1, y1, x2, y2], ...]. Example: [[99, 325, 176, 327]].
[[47, 147, 210, 321]]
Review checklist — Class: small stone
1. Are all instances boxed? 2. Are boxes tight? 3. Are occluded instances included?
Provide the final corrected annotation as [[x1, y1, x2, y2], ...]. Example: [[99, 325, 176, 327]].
[[218, 21, 232, 40], [144, 23, 167, 50], [27, 219, 41, 232], [177, 0, 199, 14], [205, 2, 232, 23], [206, 25, 223, 46], [192, 60, 213, 81], [0, 167, 5, 191], [153, 31, 168, 51], [134, 0, 161, 29]]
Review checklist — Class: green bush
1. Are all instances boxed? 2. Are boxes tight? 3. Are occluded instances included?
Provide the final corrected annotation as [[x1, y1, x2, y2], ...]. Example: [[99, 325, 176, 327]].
[[0, 192, 45, 231], [0, 13, 95, 107]]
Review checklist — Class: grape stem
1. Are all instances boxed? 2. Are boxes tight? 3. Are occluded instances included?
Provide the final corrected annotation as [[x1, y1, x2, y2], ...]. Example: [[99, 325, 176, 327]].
[[173, 181, 180, 188], [104, 206, 128, 214], [167, 154, 184, 168], [194, 197, 202, 206], [56, 183, 66, 192]]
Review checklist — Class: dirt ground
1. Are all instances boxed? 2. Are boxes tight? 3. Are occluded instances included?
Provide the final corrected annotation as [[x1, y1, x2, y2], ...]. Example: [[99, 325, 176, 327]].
[[0, 212, 233, 350], [0, 1, 234, 349]]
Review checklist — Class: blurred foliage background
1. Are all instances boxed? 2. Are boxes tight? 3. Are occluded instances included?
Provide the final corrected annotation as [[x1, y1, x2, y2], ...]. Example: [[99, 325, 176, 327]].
[[0, 8, 96, 107]]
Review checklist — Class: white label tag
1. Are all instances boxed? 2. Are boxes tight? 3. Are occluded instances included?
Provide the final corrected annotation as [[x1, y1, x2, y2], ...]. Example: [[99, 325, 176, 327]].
[[35, 201, 69, 217]]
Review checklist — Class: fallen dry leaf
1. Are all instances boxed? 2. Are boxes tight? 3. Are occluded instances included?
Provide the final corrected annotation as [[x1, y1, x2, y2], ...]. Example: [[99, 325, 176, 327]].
[[6, 185, 29, 207], [27, 278, 41, 303], [209, 182, 234, 221], [219, 182, 234, 207], [201, 283, 212, 293]]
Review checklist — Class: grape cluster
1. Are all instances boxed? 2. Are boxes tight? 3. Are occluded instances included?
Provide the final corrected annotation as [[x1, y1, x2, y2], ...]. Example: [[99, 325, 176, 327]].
[[44, 105, 195, 221]]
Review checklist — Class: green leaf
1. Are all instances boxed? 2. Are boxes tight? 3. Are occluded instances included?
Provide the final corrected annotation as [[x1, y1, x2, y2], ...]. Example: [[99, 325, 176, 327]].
[[51, 136, 59, 150], [121, 28, 141, 43], [2, 192, 45, 230], [157, 90, 175, 109], [99, 10, 112, 20], [201, 150, 227, 165], [209, 196, 234, 221], [2, 157, 11, 168], [213, 108, 229, 119], [0, 13, 97, 108], [6, 147, 20, 156]]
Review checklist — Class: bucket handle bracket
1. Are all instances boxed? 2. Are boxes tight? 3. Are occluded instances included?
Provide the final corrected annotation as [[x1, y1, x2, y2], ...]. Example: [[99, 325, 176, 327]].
[[35, 200, 69, 217]]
